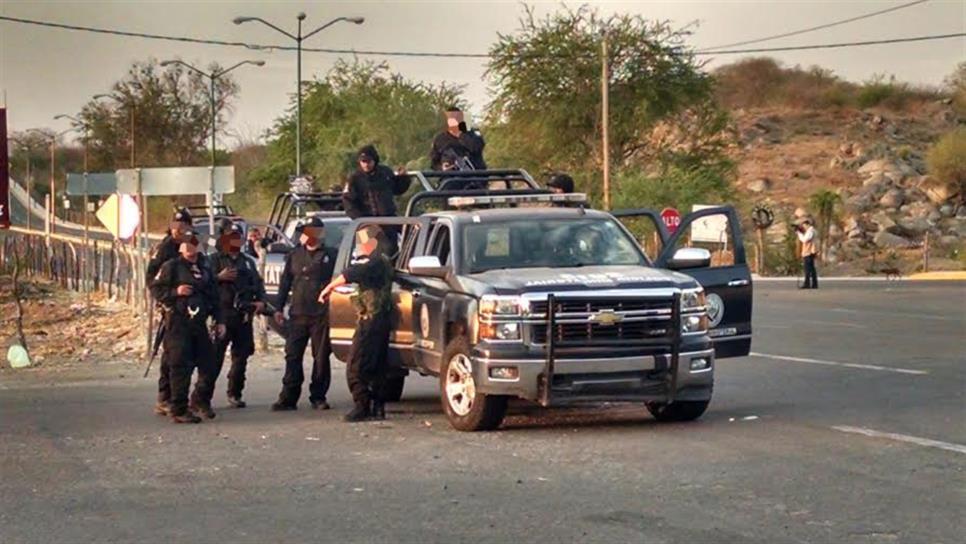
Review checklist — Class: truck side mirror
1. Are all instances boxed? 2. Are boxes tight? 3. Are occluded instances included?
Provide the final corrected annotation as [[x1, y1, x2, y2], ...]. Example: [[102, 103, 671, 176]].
[[667, 248, 711, 270], [409, 256, 449, 278]]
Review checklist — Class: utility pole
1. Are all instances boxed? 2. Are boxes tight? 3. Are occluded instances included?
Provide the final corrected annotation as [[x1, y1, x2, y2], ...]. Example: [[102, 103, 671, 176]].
[[600, 30, 611, 211]]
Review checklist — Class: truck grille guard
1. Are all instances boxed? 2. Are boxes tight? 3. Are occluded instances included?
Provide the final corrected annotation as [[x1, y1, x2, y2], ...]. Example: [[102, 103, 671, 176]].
[[539, 292, 682, 407]]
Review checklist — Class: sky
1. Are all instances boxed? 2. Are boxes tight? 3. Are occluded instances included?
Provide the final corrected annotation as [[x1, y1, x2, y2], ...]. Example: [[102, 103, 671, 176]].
[[1, 0, 964, 147]]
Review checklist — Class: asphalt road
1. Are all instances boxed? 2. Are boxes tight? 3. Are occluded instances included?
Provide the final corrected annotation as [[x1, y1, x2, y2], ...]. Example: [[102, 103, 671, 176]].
[[1, 281, 963, 543]]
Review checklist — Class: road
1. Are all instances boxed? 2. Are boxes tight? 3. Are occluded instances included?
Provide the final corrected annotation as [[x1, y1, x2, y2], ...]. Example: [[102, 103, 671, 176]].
[[1, 281, 963, 543]]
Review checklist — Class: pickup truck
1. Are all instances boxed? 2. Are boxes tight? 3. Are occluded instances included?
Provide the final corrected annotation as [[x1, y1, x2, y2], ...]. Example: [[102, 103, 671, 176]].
[[327, 189, 752, 431]]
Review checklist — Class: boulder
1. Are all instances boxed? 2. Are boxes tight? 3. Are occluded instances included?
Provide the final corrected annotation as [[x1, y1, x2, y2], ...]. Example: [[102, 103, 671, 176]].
[[940, 204, 956, 218], [828, 224, 843, 240], [878, 188, 904, 209], [939, 235, 960, 247], [746, 178, 772, 193], [857, 158, 901, 177], [920, 177, 960, 205], [845, 192, 875, 214], [896, 217, 930, 236], [870, 212, 897, 232], [862, 172, 889, 188], [874, 231, 914, 249]]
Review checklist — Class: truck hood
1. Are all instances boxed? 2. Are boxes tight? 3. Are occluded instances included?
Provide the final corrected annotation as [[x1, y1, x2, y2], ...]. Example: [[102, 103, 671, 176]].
[[459, 265, 698, 295]]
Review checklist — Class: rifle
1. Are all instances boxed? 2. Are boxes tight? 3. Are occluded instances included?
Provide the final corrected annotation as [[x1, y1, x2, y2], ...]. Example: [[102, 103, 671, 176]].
[[143, 318, 165, 378]]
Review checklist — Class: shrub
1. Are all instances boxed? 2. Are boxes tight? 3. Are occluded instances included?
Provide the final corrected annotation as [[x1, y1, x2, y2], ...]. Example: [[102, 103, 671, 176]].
[[926, 128, 966, 198]]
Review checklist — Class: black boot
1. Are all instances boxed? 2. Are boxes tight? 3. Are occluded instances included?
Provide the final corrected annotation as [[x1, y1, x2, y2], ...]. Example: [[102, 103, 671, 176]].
[[154, 400, 172, 416], [343, 403, 370, 422], [310, 399, 331, 410], [227, 395, 247, 409], [190, 401, 217, 419], [371, 400, 386, 421], [171, 411, 202, 424], [271, 400, 297, 411]]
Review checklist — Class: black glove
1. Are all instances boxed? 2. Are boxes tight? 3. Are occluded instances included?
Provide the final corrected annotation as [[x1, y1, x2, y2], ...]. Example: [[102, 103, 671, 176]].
[[457, 121, 468, 133]]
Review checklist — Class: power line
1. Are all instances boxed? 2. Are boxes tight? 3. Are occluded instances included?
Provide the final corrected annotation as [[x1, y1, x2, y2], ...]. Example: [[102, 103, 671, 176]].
[[700, 33, 964, 55], [700, 0, 931, 51], [0, 14, 962, 60]]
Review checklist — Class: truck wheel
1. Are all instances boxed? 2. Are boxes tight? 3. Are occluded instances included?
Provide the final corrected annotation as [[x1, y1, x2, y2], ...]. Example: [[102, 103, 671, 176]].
[[440, 336, 508, 432], [646, 400, 710, 422], [382, 375, 406, 402]]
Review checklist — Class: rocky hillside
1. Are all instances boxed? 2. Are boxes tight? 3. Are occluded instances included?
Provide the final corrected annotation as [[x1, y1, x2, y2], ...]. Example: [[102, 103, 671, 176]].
[[729, 100, 963, 274]]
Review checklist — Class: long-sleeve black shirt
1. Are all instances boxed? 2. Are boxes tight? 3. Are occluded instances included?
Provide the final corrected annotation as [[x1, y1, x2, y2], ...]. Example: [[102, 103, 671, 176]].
[[150, 255, 222, 325], [276, 245, 337, 318], [211, 251, 266, 318], [342, 165, 411, 220], [430, 129, 487, 170], [147, 235, 180, 285]]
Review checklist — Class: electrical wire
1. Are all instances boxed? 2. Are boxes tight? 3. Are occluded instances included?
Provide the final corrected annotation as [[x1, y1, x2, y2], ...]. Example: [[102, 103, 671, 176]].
[[0, 14, 962, 59], [700, 0, 931, 51]]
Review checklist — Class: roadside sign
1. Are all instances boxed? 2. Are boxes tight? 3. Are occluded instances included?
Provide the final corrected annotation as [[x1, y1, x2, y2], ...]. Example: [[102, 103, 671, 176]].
[[1, 107, 9, 229], [66, 173, 119, 195], [660, 207, 681, 234], [691, 204, 729, 243], [95, 193, 140, 240], [115, 166, 234, 196]]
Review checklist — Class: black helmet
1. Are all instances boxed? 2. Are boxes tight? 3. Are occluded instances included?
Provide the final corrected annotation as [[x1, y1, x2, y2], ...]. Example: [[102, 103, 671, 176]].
[[172, 207, 193, 224]]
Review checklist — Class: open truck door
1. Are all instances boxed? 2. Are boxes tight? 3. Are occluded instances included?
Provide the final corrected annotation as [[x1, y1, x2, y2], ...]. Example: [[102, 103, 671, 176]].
[[613, 206, 752, 358]]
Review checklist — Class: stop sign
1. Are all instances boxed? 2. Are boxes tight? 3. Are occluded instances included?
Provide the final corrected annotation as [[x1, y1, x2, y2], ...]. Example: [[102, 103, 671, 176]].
[[661, 207, 681, 234]]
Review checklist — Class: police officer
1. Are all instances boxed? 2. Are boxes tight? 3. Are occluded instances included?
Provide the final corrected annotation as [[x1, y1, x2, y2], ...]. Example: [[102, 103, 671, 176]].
[[147, 207, 194, 416], [342, 145, 411, 256], [203, 222, 267, 409], [430, 106, 486, 170], [271, 216, 337, 411], [150, 229, 225, 424], [319, 227, 394, 422]]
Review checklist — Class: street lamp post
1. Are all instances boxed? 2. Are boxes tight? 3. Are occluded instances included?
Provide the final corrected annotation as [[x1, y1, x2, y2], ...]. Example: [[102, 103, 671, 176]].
[[159, 59, 265, 237], [54, 115, 93, 303], [233, 13, 363, 177]]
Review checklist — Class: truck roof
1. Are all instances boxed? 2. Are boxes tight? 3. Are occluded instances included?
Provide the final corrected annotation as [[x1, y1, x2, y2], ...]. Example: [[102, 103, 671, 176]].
[[426, 206, 611, 223]]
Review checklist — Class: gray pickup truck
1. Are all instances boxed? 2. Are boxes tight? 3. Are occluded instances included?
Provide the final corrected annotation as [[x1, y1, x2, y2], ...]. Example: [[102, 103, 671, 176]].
[[326, 188, 753, 431]]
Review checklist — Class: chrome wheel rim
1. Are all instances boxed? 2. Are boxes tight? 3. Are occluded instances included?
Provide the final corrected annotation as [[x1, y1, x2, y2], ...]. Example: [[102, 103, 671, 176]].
[[445, 354, 475, 416]]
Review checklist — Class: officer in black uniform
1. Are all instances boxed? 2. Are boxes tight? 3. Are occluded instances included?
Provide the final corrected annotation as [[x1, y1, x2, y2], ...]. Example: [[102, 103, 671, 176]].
[[319, 227, 395, 422], [342, 145, 411, 256], [547, 173, 575, 194], [147, 207, 194, 416], [429, 106, 486, 170], [203, 222, 267, 409], [150, 230, 225, 424], [271, 216, 337, 411]]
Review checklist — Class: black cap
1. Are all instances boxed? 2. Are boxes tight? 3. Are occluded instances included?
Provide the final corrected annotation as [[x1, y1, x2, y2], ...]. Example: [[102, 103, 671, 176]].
[[303, 216, 325, 229], [358, 144, 380, 164], [227, 222, 244, 236], [548, 174, 575, 193], [172, 207, 193, 224]]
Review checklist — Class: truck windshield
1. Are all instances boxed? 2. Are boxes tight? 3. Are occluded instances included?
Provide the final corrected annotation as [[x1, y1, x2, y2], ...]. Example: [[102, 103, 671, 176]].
[[462, 218, 646, 273]]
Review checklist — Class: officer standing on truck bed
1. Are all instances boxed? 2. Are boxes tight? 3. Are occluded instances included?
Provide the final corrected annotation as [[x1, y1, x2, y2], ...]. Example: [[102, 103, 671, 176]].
[[271, 216, 337, 411], [319, 226, 395, 422], [150, 229, 225, 424], [430, 106, 486, 171], [203, 222, 267, 409], [342, 144, 410, 256], [147, 207, 194, 416]]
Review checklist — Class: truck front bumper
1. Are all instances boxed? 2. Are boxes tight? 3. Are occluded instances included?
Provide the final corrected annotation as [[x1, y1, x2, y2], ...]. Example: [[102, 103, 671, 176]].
[[472, 349, 714, 405]]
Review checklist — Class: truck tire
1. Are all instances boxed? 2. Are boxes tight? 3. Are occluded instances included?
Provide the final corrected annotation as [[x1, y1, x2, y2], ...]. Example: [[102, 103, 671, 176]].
[[440, 336, 508, 432], [646, 400, 710, 422], [382, 375, 406, 402]]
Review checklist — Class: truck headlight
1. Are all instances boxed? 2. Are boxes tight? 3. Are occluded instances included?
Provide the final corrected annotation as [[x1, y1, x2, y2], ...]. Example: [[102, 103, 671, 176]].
[[479, 322, 521, 341], [680, 288, 706, 312], [682, 314, 709, 334], [479, 295, 527, 316]]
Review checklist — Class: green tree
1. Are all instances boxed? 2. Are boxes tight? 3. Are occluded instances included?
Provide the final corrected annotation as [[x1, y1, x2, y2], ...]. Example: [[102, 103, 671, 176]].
[[943, 62, 966, 117], [485, 5, 729, 201], [73, 58, 239, 171], [808, 189, 842, 260], [250, 60, 463, 194]]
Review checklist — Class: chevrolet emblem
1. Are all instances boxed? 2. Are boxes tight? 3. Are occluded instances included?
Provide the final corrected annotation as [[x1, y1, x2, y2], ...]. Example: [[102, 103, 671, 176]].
[[588, 309, 622, 326]]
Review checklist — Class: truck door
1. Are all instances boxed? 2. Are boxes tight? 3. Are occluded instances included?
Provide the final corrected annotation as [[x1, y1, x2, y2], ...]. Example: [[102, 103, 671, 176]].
[[328, 217, 426, 365], [655, 206, 753, 358], [405, 219, 454, 375]]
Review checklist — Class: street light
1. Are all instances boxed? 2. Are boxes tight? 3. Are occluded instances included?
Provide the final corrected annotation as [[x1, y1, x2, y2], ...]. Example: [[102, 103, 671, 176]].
[[93, 93, 136, 168], [159, 58, 265, 236], [233, 13, 364, 176]]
